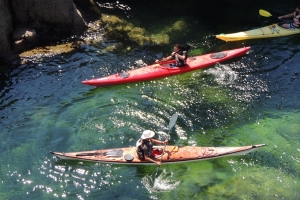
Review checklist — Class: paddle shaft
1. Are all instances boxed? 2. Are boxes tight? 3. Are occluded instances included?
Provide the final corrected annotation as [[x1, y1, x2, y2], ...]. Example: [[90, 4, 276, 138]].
[[259, 9, 294, 20], [155, 131, 169, 176], [259, 9, 294, 26], [155, 113, 178, 176], [259, 9, 286, 21], [157, 51, 179, 63]]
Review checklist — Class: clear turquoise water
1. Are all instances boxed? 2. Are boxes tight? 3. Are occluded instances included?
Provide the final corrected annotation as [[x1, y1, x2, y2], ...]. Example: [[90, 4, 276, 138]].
[[1, 2, 300, 199]]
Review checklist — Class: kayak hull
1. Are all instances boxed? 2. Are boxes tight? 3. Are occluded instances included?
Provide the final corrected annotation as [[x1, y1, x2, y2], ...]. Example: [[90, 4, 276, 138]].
[[82, 47, 250, 87], [50, 144, 265, 165], [216, 24, 300, 42]]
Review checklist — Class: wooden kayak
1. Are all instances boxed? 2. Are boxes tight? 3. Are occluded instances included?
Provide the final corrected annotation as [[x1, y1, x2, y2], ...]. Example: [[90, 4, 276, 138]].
[[82, 47, 250, 87], [216, 24, 300, 42], [50, 144, 265, 165]]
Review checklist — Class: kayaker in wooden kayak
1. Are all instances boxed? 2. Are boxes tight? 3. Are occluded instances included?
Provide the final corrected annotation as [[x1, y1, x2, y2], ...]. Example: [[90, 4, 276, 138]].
[[136, 130, 168, 166], [155, 43, 189, 68], [278, 5, 300, 29]]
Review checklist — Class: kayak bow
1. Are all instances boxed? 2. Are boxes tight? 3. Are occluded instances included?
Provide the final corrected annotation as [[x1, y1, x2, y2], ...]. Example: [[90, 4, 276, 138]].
[[82, 47, 250, 87], [50, 144, 265, 165]]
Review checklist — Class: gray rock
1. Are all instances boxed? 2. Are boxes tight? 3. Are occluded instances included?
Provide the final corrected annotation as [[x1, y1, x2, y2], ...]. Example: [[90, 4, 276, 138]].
[[13, 29, 36, 41], [0, 0, 13, 61], [13, 29, 37, 53], [0, 0, 89, 62], [11, 0, 87, 33]]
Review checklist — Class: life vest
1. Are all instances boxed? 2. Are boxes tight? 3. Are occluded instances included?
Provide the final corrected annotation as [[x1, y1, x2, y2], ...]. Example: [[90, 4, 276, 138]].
[[175, 50, 187, 67], [293, 13, 300, 27], [136, 139, 153, 160]]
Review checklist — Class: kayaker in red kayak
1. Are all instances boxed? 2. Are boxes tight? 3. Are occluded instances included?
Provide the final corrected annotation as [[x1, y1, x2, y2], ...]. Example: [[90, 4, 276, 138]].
[[155, 43, 189, 67], [136, 130, 168, 166], [278, 5, 300, 29]]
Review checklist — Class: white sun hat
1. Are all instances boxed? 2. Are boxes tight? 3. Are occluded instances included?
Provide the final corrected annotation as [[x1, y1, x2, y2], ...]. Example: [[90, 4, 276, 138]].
[[141, 130, 155, 139]]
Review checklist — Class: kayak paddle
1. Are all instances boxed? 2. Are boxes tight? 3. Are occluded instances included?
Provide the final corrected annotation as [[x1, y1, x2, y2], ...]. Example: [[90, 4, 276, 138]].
[[259, 9, 292, 25], [168, 113, 178, 132], [155, 113, 178, 176], [259, 9, 273, 17]]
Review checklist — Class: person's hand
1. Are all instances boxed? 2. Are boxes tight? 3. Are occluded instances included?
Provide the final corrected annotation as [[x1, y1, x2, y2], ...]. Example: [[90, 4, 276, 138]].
[[278, 16, 283, 20], [155, 59, 160, 63], [156, 161, 161, 166], [164, 139, 168, 144], [171, 52, 176, 56]]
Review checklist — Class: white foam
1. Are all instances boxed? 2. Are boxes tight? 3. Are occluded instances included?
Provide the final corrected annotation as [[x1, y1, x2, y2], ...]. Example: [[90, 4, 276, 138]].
[[204, 63, 238, 85], [142, 169, 180, 192]]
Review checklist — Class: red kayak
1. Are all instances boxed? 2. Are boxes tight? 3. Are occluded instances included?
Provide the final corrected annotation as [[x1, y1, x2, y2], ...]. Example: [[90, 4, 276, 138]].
[[82, 46, 251, 87]]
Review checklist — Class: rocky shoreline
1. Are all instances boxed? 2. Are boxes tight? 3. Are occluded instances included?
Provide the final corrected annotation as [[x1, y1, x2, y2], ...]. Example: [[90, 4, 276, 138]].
[[0, 0, 91, 63], [1, 0, 203, 65]]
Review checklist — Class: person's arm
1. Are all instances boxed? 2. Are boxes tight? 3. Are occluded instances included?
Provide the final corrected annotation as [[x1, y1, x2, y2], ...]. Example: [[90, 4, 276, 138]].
[[174, 52, 187, 61], [151, 138, 168, 145], [155, 55, 173, 63], [144, 156, 161, 166], [278, 12, 295, 20], [155, 53, 175, 63]]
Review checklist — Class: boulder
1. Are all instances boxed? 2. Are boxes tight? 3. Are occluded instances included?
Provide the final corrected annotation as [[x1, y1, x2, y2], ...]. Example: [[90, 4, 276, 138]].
[[0, 0, 13, 61], [13, 29, 37, 53], [11, 0, 87, 34], [0, 0, 91, 62]]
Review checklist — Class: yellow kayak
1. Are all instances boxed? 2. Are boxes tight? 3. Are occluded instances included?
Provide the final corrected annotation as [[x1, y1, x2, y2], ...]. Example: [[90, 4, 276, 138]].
[[216, 24, 300, 42]]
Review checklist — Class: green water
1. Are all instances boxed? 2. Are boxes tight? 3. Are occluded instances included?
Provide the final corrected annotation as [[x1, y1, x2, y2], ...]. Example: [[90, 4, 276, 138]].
[[1, 1, 300, 199]]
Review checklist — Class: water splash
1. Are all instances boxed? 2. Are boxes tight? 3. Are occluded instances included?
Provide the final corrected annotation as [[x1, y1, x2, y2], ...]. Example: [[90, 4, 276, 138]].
[[96, 1, 131, 11], [204, 63, 238, 85], [142, 169, 180, 192]]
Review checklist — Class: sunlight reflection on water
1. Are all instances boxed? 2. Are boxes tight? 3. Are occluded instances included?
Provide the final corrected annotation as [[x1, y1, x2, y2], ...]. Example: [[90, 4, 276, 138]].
[[1, 2, 300, 199]]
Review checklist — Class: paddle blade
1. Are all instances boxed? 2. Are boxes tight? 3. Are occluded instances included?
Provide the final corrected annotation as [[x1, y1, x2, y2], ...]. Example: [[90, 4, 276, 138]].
[[168, 113, 178, 130], [259, 9, 272, 17]]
